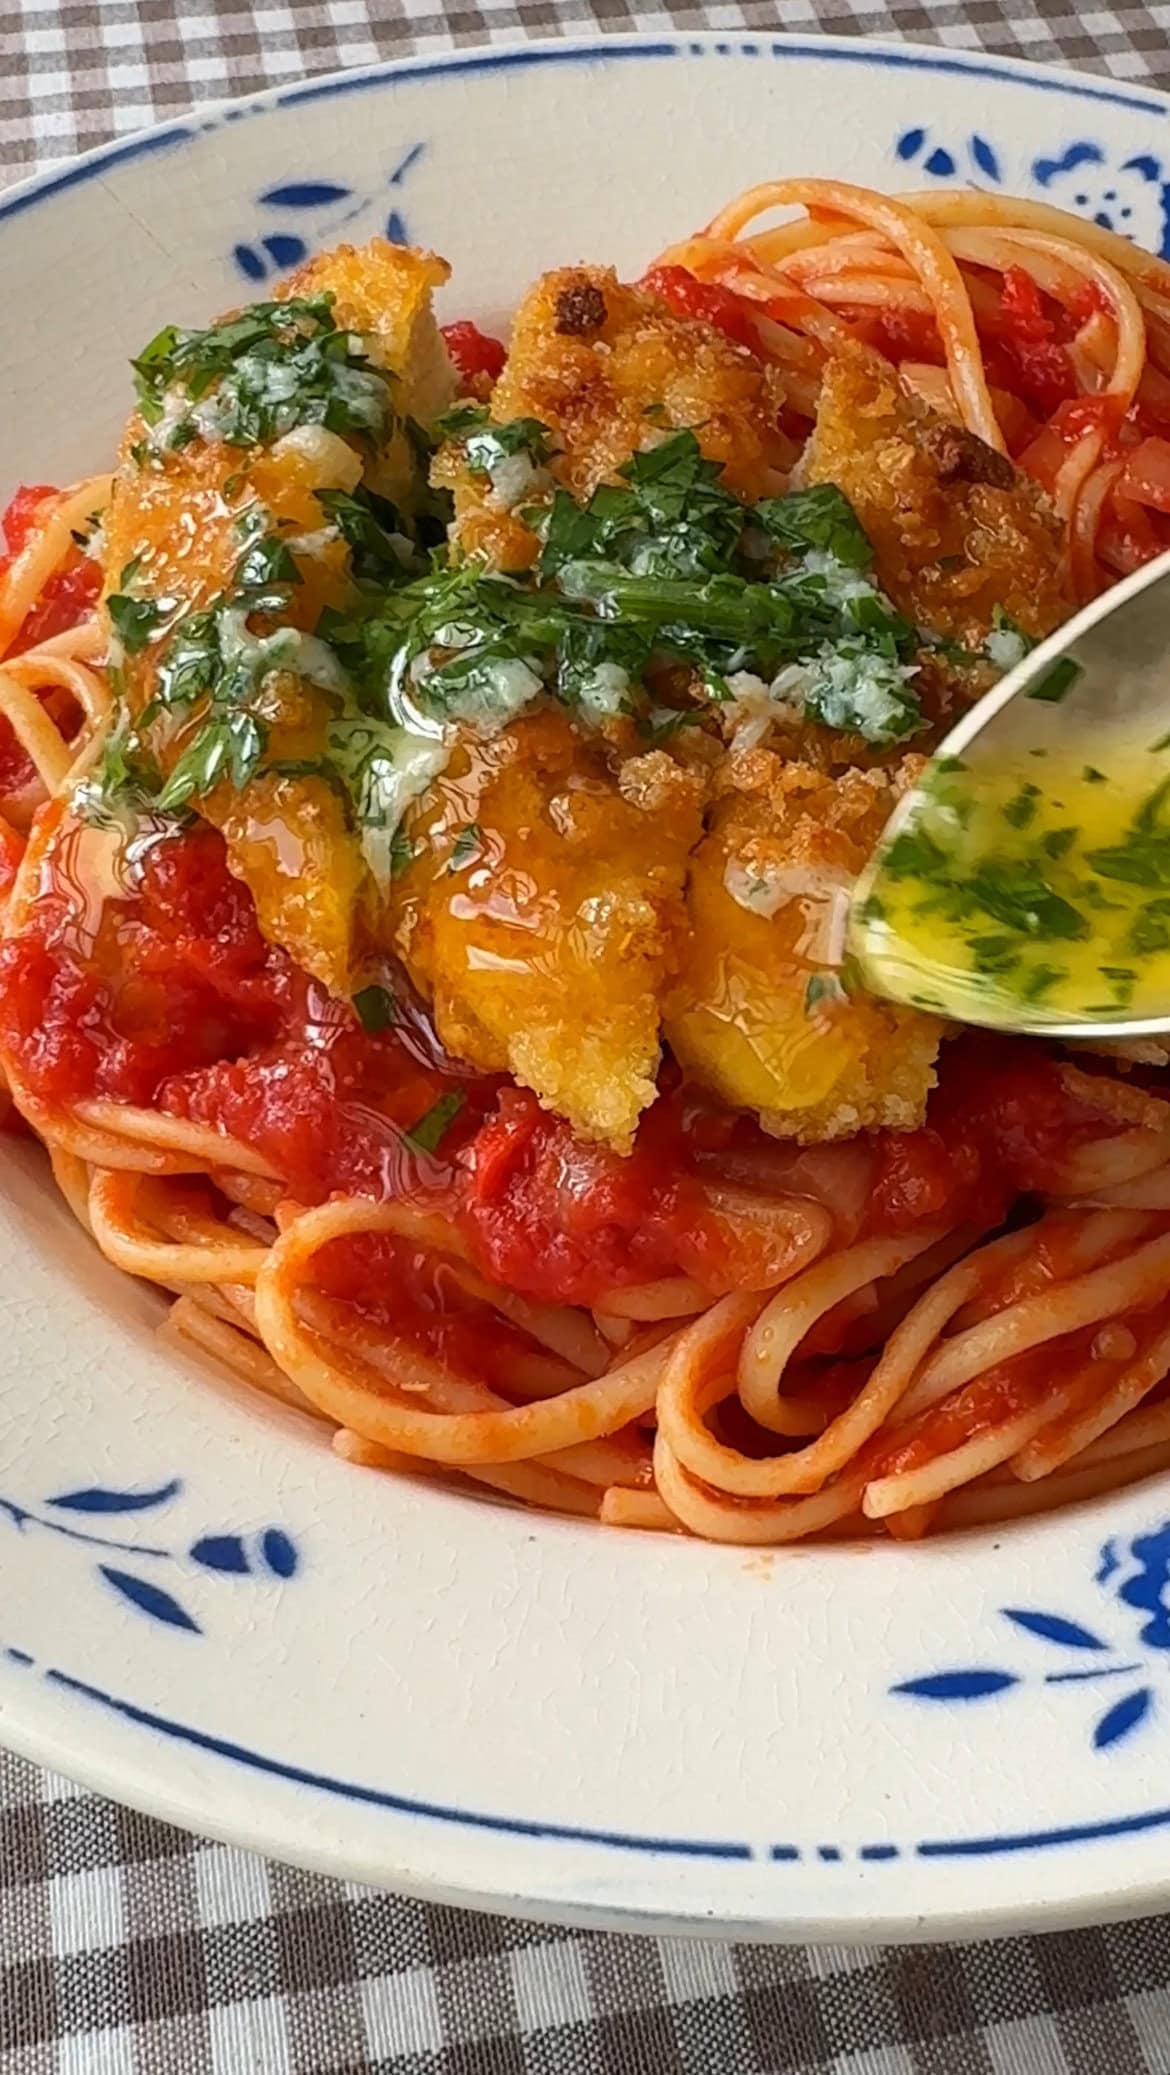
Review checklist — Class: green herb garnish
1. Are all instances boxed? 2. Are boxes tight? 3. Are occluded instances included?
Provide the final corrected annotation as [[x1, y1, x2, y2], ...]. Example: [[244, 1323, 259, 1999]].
[[449, 822, 484, 871], [132, 293, 393, 451], [1027, 656, 1083, 704], [353, 984, 398, 1033], [405, 1090, 466, 1155], [754, 482, 873, 569], [106, 592, 176, 654], [1041, 826, 1079, 861], [1002, 783, 1041, 830], [804, 972, 846, 1014], [315, 486, 417, 583], [436, 404, 554, 477]]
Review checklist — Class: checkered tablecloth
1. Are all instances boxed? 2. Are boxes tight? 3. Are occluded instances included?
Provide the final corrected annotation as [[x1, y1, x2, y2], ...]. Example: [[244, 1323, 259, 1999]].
[[6, 5, 1170, 2072]]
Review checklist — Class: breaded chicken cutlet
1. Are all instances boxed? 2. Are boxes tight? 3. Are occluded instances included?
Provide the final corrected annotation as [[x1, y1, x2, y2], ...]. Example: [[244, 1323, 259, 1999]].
[[102, 240, 455, 996], [102, 243, 1074, 1158], [415, 270, 1071, 1147]]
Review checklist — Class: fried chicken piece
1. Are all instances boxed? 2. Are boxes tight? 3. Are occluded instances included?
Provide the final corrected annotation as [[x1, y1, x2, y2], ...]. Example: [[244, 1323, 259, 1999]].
[[288, 240, 454, 522], [388, 707, 705, 1152], [102, 241, 453, 994], [664, 751, 943, 1142], [805, 349, 1071, 697], [436, 265, 792, 571]]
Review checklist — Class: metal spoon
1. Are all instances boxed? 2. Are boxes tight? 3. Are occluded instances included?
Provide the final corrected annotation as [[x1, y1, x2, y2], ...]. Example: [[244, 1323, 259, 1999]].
[[849, 547, 1170, 1041]]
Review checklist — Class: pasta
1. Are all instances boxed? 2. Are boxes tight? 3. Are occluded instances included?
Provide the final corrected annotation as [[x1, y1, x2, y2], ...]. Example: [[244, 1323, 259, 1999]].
[[5, 180, 1170, 1545]]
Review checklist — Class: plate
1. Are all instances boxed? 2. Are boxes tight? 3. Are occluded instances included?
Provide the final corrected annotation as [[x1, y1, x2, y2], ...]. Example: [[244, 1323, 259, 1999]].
[[5, 32, 1170, 1943]]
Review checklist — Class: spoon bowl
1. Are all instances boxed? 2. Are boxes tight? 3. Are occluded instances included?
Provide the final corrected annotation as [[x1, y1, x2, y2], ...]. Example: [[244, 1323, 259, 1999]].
[[850, 547, 1170, 1041]]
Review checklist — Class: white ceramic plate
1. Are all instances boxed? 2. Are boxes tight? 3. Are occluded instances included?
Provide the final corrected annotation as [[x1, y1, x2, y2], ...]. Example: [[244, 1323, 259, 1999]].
[[7, 32, 1170, 1944]]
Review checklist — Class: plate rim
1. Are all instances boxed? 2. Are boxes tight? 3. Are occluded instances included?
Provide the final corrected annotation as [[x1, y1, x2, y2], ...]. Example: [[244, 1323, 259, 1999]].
[[3, 27, 1168, 232], [6, 27, 1170, 1942]]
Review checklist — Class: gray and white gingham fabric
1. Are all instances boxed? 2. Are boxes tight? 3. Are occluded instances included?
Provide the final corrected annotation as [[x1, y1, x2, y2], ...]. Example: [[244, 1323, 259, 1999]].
[[6, 6, 1170, 2071]]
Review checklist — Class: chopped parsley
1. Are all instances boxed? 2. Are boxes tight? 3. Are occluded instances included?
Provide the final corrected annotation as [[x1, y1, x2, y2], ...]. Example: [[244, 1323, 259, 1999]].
[[804, 972, 846, 1014], [1019, 963, 1067, 1002], [540, 429, 750, 583], [99, 529, 349, 817], [404, 1090, 466, 1155], [1085, 776, 1170, 889], [1131, 899, 1170, 956], [352, 984, 398, 1032], [318, 435, 923, 752], [449, 822, 484, 871], [754, 483, 872, 569], [1027, 655, 1083, 705], [132, 293, 393, 453], [95, 421, 935, 873], [73, 720, 166, 832], [1002, 783, 1041, 830], [1041, 825, 1079, 861], [106, 590, 176, 654], [314, 486, 418, 582], [436, 403, 555, 477]]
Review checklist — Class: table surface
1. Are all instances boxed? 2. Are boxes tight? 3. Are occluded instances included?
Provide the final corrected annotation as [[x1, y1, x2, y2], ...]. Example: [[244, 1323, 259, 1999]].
[[5, 5, 1170, 2071]]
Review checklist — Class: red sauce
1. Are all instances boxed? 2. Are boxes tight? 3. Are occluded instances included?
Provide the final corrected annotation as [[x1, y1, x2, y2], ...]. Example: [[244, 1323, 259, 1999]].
[[1, 485, 57, 559], [441, 321, 507, 388], [0, 814, 1156, 1313], [865, 1334, 1088, 1482], [640, 265, 763, 354], [0, 484, 101, 655], [457, 1086, 721, 1306], [0, 815, 483, 1200], [974, 269, 1079, 423], [312, 1228, 548, 1384], [845, 305, 944, 366], [0, 484, 102, 800]]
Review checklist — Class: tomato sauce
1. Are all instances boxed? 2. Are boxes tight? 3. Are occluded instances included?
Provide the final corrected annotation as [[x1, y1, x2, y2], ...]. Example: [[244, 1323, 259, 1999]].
[[441, 321, 507, 391], [0, 484, 102, 655], [640, 266, 764, 354], [862, 1333, 1088, 1483], [0, 805, 1152, 1312], [0, 485, 102, 797]]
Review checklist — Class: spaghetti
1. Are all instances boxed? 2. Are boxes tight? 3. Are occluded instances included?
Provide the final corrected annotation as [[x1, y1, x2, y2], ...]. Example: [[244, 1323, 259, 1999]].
[[649, 180, 1170, 599], [6, 184, 1170, 1547]]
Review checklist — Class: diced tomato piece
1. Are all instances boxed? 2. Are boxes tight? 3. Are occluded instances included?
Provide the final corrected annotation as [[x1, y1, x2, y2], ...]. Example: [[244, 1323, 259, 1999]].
[[0, 485, 58, 560], [640, 265, 762, 354], [0, 478, 101, 665], [462, 1085, 542, 1203], [989, 387, 1040, 457], [1118, 435, 1170, 513], [871, 1128, 976, 1231], [0, 735, 36, 801], [983, 336, 1078, 424], [999, 266, 1052, 342], [1017, 394, 1124, 492], [1016, 421, 1071, 494], [1097, 491, 1165, 574], [849, 304, 944, 365], [1065, 278, 1111, 332], [441, 320, 507, 387], [1053, 394, 1124, 443], [13, 555, 101, 655]]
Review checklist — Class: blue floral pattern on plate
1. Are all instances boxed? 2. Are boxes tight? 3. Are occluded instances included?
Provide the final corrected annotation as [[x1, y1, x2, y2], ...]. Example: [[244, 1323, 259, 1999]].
[[0, 1478, 299, 1635], [894, 1523, 1170, 1748], [894, 124, 1170, 256], [230, 143, 426, 281], [229, 123, 1170, 290]]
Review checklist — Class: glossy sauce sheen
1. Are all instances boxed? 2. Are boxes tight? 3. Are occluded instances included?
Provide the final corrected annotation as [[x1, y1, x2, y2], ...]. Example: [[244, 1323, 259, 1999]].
[[0, 793, 1142, 1312], [858, 750, 1170, 1026]]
